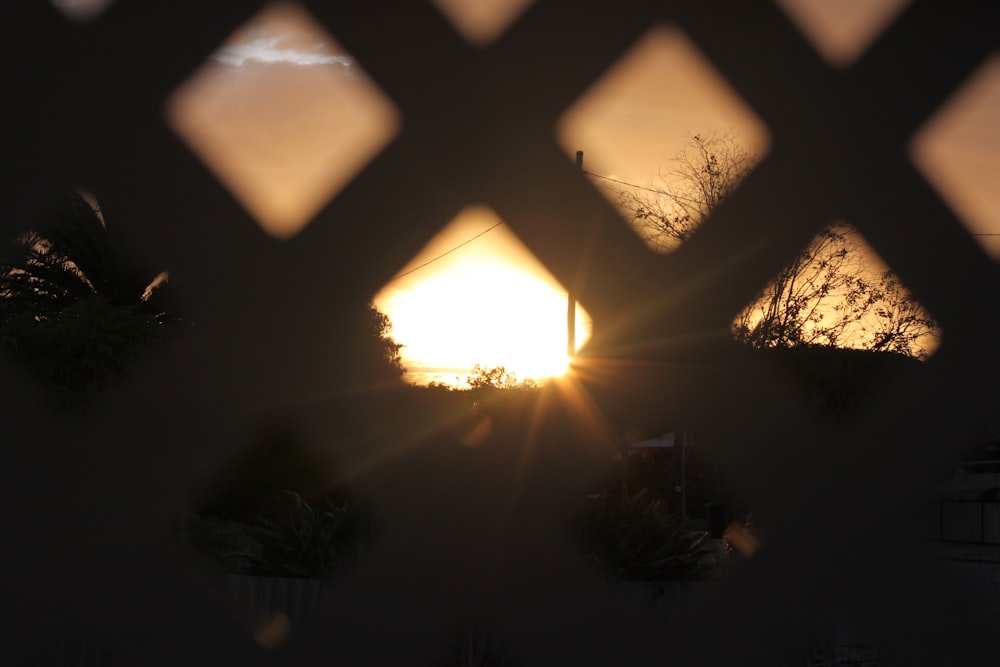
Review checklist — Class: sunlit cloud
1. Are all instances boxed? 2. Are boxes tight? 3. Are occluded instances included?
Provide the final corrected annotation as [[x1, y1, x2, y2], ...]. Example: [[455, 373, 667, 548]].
[[212, 32, 354, 69], [166, 2, 398, 238]]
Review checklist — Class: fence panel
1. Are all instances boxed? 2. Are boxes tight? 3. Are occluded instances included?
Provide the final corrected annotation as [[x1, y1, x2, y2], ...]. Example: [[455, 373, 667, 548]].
[[1, 1, 998, 666]]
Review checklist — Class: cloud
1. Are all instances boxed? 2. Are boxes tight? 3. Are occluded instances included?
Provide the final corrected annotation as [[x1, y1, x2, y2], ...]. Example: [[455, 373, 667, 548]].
[[212, 35, 353, 69]]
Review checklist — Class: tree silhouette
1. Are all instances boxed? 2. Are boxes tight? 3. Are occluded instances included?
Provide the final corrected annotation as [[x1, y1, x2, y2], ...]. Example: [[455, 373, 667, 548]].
[[0, 191, 170, 322], [614, 131, 937, 358], [618, 130, 754, 250], [365, 303, 404, 378], [0, 191, 174, 405], [730, 224, 938, 357], [0, 192, 407, 404]]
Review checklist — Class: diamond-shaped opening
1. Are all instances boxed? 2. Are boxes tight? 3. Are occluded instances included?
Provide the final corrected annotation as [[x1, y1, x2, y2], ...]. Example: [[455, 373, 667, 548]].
[[731, 223, 940, 422], [50, 0, 115, 22], [165, 1, 400, 239], [932, 430, 1000, 503], [925, 448, 1000, 544], [0, 189, 178, 413], [556, 25, 770, 254], [921, 428, 1000, 555], [911, 428, 1000, 645], [373, 206, 592, 388], [182, 421, 370, 648], [430, 0, 535, 45], [576, 433, 732, 592], [774, 0, 912, 67], [911, 54, 1000, 260]]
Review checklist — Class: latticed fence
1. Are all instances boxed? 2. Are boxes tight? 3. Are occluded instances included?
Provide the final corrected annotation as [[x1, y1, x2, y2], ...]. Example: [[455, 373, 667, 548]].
[[2, 1, 998, 666]]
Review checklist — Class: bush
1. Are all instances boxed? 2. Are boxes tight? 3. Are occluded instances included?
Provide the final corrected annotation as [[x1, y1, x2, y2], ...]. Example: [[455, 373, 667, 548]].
[[0, 294, 169, 409], [576, 487, 714, 583], [181, 490, 368, 581]]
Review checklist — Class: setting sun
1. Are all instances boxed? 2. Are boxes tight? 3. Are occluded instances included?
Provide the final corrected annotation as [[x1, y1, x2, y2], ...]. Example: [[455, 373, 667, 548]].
[[374, 206, 591, 386]]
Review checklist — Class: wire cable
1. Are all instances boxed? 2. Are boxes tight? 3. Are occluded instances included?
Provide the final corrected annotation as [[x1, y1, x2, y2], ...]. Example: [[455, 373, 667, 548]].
[[583, 170, 664, 196], [584, 169, 1000, 237], [387, 167, 998, 284], [387, 222, 504, 282], [583, 169, 712, 207]]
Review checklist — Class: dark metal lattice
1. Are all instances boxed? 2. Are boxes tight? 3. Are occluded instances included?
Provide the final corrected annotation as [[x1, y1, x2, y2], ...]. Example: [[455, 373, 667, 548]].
[[1, 1, 998, 665]]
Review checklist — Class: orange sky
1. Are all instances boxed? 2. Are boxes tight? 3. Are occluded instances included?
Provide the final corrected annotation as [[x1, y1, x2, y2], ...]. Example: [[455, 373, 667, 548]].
[[150, 0, 1000, 384], [373, 206, 592, 385], [165, 3, 399, 238]]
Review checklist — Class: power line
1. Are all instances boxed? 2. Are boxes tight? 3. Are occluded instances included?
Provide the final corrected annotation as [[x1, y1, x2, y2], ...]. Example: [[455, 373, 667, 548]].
[[583, 169, 707, 206], [584, 169, 1000, 237], [387, 168, 999, 284], [387, 221, 504, 282], [583, 170, 663, 195]]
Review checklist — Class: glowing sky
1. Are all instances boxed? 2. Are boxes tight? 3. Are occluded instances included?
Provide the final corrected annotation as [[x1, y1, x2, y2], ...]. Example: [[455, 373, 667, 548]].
[[155, 0, 1000, 384], [557, 25, 771, 196], [166, 2, 399, 238], [373, 207, 592, 386]]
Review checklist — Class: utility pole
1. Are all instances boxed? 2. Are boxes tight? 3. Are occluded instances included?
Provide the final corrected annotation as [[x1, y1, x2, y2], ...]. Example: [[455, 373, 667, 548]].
[[568, 151, 582, 358]]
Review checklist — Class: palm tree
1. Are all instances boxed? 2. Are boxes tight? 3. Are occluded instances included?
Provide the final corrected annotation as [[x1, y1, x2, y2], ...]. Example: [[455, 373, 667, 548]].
[[0, 190, 169, 322], [0, 190, 172, 405]]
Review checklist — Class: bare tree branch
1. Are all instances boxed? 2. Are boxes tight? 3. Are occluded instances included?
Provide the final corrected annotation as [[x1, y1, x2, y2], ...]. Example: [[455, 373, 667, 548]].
[[613, 131, 939, 358]]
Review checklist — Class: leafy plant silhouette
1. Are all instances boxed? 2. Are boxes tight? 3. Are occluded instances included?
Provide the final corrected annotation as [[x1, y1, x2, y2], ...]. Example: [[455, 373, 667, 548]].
[[0, 191, 173, 406]]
